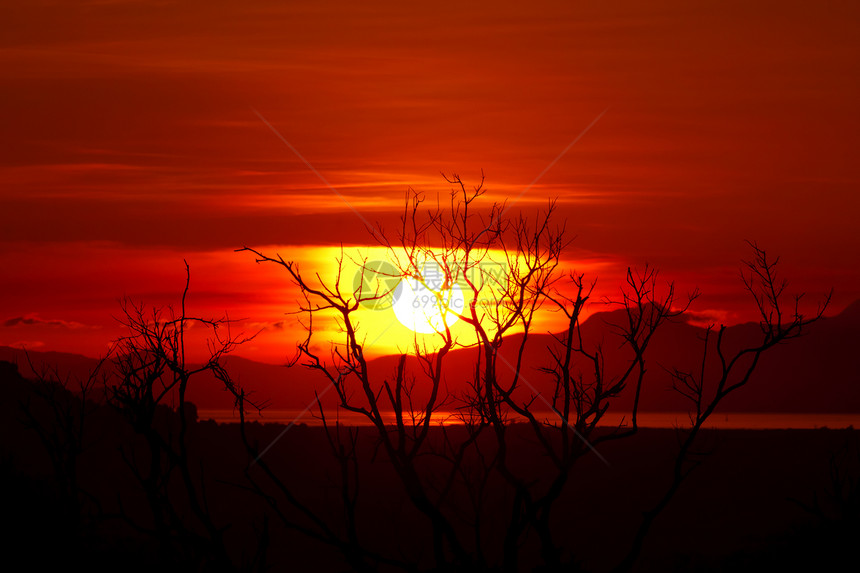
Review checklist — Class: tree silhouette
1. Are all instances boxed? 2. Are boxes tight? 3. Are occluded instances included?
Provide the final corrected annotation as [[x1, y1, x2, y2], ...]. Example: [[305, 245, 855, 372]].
[[234, 174, 832, 571], [107, 261, 255, 572], [613, 242, 831, 572]]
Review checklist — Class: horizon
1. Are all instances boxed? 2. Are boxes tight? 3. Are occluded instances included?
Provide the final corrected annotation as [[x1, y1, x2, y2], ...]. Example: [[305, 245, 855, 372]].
[[2, 295, 857, 366]]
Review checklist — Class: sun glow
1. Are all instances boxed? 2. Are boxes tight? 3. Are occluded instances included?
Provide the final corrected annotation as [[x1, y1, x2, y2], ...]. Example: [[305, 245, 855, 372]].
[[289, 245, 498, 354], [265, 244, 611, 358], [391, 263, 466, 334]]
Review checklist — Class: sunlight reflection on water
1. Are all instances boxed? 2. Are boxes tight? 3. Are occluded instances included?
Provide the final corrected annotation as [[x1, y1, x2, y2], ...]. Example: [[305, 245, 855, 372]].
[[198, 409, 860, 429]]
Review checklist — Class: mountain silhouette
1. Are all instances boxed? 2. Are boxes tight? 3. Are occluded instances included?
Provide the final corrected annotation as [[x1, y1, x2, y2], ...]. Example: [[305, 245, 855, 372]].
[[2, 300, 858, 414]]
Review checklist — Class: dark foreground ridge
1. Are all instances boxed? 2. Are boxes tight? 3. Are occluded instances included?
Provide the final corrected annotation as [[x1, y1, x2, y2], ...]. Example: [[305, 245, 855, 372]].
[[1, 360, 858, 572]]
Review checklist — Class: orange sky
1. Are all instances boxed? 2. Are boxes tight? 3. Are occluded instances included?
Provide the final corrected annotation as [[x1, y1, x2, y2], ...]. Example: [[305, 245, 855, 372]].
[[1, 0, 857, 363]]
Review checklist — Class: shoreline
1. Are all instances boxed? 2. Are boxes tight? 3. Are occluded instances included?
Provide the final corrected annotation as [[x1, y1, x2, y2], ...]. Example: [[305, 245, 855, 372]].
[[197, 409, 860, 430]]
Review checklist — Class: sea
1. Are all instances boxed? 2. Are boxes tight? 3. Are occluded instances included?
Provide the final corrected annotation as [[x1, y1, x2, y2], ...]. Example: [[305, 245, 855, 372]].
[[197, 409, 860, 429]]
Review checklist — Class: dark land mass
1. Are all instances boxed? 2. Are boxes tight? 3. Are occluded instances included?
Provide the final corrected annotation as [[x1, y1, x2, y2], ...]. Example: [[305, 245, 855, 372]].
[[3, 299, 859, 414], [1, 361, 858, 572]]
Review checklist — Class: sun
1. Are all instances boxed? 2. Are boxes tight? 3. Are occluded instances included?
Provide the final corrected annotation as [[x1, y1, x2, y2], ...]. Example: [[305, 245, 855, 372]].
[[391, 264, 465, 334]]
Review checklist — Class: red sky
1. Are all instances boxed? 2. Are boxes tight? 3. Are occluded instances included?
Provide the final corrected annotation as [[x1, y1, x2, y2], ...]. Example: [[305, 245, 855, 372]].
[[1, 0, 857, 363]]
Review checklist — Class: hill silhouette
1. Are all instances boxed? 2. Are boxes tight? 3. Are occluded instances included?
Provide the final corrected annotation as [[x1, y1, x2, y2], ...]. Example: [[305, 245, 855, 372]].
[[2, 299, 858, 414]]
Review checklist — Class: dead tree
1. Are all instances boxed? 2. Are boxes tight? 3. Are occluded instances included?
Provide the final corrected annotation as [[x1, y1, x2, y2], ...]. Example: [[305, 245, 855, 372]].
[[108, 261, 253, 572], [613, 242, 831, 572], [237, 174, 516, 570], [475, 262, 695, 571], [238, 173, 691, 571], [239, 176, 828, 572]]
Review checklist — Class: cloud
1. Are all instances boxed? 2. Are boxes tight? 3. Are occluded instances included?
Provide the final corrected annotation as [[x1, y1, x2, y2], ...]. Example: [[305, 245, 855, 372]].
[[6, 340, 45, 349], [3, 314, 95, 330], [683, 309, 741, 328], [242, 320, 288, 332]]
